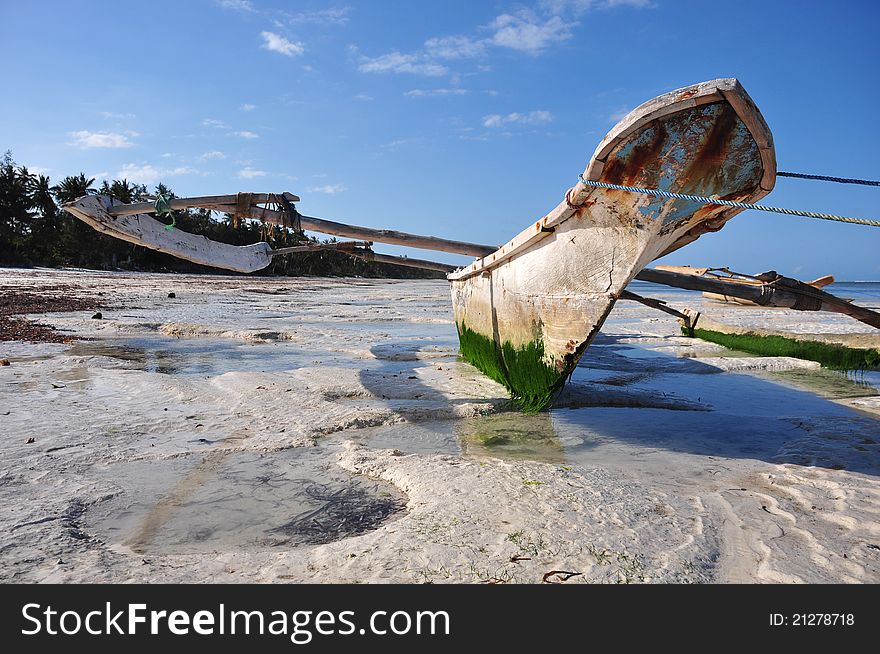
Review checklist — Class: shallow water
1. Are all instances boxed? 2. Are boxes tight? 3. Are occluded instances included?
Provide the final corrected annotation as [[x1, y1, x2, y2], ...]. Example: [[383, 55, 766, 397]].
[[66, 328, 459, 377], [338, 329, 880, 482], [85, 448, 406, 554], [68, 338, 350, 376]]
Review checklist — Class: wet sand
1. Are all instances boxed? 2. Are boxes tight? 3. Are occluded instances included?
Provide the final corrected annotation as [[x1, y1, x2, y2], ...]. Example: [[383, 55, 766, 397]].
[[0, 268, 878, 583]]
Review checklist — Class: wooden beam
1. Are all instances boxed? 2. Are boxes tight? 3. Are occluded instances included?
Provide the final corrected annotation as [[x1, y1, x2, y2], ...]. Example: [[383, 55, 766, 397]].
[[107, 193, 301, 216], [270, 241, 371, 256], [619, 289, 693, 322], [110, 195, 497, 258], [236, 207, 497, 258], [634, 268, 880, 330], [348, 248, 457, 273]]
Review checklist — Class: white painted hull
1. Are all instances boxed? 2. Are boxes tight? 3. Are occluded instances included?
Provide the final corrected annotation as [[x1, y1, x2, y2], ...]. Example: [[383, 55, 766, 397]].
[[449, 79, 776, 408]]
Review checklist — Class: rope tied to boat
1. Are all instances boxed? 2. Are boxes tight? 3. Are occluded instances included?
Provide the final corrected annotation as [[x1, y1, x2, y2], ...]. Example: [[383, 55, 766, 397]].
[[777, 171, 880, 187], [574, 175, 880, 228], [277, 192, 302, 235], [154, 192, 176, 231]]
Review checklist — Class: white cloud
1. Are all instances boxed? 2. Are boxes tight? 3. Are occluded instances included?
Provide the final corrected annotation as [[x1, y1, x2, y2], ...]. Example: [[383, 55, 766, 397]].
[[117, 163, 196, 185], [199, 150, 227, 161], [424, 35, 486, 60], [540, 0, 653, 14], [99, 111, 136, 119], [240, 103, 257, 111], [307, 183, 347, 194], [603, 0, 654, 6], [260, 31, 304, 57], [217, 0, 255, 12], [67, 130, 135, 149], [354, 35, 485, 80], [357, 51, 447, 76], [354, 93, 374, 101], [404, 88, 469, 98], [489, 11, 573, 53], [202, 118, 229, 129], [482, 110, 554, 128], [229, 130, 259, 139], [350, 2, 651, 84], [459, 134, 490, 142], [284, 7, 352, 25], [380, 137, 426, 151], [237, 167, 267, 179]]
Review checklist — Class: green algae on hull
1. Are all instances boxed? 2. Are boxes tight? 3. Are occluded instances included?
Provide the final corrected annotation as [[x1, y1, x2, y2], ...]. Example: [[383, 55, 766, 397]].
[[686, 327, 880, 371], [456, 322, 566, 413]]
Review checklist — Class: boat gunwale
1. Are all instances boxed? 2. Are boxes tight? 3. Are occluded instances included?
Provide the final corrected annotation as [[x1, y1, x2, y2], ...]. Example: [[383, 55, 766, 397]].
[[446, 78, 776, 283]]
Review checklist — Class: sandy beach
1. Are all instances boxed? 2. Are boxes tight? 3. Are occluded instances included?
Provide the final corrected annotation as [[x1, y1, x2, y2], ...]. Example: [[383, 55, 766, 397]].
[[0, 268, 878, 583]]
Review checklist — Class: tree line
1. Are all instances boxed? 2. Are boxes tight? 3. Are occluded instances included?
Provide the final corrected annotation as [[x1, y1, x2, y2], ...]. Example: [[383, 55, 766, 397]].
[[0, 150, 441, 279]]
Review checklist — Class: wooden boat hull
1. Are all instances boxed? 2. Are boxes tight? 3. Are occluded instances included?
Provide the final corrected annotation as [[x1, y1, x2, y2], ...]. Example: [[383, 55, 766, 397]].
[[448, 78, 776, 411]]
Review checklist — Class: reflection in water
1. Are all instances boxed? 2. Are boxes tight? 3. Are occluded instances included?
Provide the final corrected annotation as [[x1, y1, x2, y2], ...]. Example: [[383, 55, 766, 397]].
[[68, 338, 324, 376], [85, 448, 405, 554], [770, 368, 879, 399], [457, 412, 566, 463]]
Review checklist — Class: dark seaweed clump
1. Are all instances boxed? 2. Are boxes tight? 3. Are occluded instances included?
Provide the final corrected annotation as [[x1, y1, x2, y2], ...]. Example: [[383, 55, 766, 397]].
[[271, 481, 405, 545]]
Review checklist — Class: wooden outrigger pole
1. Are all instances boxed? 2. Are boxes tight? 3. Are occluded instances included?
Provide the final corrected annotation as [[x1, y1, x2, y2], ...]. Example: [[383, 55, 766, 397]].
[[634, 268, 880, 330], [107, 192, 497, 258]]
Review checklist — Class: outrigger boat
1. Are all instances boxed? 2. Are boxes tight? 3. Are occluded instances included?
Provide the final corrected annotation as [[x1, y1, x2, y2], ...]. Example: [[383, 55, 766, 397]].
[[65, 78, 877, 411]]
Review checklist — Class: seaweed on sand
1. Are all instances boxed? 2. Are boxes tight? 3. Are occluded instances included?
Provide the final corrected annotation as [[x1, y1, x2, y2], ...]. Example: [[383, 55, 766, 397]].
[[271, 481, 405, 545], [686, 327, 880, 371], [457, 322, 566, 414]]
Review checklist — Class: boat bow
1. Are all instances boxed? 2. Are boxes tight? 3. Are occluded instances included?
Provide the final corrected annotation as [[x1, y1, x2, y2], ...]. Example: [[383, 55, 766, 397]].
[[449, 78, 777, 411]]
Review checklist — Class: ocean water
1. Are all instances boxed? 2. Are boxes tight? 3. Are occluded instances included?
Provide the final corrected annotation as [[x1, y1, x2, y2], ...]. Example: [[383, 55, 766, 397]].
[[626, 280, 880, 306]]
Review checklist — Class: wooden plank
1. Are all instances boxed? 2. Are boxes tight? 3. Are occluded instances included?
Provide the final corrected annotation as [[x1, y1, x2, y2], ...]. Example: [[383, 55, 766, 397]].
[[634, 268, 880, 329], [270, 241, 371, 256], [654, 265, 711, 276], [106, 194, 496, 257], [236, 207, 496, 258], [348, 248, 457, 273], [107, 193, 300, 216], [619, 289, 694, 324]]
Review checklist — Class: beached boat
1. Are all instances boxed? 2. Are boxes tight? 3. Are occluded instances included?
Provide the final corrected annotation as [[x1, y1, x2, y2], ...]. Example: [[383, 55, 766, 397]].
[[447, 78, 775, 409], [63, 78, 777, 411]]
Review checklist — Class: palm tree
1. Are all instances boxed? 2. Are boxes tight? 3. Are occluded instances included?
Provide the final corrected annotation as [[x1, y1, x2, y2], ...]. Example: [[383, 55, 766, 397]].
[[30, 174, 57, 222], [0, 153, 35, 238], [51, 173, 95, 204]]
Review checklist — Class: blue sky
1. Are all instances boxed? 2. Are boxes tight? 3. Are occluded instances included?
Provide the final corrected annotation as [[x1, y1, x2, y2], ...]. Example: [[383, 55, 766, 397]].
[[1, 0, 878, 278]]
